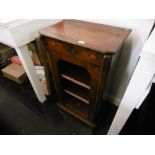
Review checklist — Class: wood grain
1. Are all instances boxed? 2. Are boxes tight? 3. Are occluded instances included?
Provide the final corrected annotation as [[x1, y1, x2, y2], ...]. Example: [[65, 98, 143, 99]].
[[40, 19, 131, 54], [40, 20, 131, 127]]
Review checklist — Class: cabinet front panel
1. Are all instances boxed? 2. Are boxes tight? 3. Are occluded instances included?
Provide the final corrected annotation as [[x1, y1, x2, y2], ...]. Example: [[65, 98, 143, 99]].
[[46, 38, 103, 66]]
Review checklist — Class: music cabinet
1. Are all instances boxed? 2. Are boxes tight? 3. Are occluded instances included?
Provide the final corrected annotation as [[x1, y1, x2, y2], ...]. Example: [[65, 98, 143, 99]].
[[40, 20, 131, 127]]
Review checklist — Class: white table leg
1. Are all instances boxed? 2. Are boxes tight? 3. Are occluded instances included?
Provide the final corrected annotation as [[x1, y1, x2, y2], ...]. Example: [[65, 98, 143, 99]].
[[108, 57, 155, 135], [15, 45, 46, 103]]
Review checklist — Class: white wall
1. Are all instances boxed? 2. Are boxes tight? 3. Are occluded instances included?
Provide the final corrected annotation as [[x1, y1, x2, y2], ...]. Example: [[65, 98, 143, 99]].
[[82, 20, 154, 106]]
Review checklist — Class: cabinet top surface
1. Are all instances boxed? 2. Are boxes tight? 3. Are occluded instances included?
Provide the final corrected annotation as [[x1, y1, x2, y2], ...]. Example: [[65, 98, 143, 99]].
[[40, 20, 131, 54]]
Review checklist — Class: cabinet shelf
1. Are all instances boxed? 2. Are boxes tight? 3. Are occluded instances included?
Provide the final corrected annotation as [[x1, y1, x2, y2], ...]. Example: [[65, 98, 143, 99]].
[[61, 73, 90, 90], [58, 94, 89, 119], [59, 61, 91, 90], [63, 80, 90, 104]]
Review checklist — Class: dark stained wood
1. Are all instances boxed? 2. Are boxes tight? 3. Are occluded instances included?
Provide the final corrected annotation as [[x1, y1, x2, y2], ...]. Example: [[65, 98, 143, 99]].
[[89, 55, 112, 121], [61, 94, 88, 118], [40, 20, 131, 127], [60, 61, 91, 89], [40, 19, 131, 54], [0, 53, 2, 62], [57, 94, 96, 127], [61, 73, 90, 90], [57, 102, 96, 127], [35, 37, 54, 95], [63, 80, 90, 104], [46, 38, 103, 66]]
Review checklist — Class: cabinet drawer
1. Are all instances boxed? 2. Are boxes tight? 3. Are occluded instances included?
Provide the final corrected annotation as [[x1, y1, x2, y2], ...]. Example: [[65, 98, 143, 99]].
[[46, 38, 103, 65]]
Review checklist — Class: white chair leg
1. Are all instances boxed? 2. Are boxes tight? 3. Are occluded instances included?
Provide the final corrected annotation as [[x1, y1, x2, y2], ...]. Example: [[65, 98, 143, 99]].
[[108, 58, 155, 135], [15, 45, 46, 103]]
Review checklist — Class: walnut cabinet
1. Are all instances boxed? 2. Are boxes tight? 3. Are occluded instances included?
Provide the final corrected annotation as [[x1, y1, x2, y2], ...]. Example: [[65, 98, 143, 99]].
[[40, 20, 131, 127]]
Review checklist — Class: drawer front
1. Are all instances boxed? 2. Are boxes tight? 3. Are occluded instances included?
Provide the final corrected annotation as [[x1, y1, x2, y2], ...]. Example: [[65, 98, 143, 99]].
[[46, 38, 103, 65]]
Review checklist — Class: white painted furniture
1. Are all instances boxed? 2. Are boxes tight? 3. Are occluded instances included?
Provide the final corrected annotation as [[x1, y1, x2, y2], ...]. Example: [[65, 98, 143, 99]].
[[108, 27, 155, 134], [0, 19, 60, 103]]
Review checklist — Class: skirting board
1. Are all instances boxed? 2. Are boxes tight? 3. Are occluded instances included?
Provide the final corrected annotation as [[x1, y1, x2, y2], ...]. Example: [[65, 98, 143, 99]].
[[103, 93, 121, 106]]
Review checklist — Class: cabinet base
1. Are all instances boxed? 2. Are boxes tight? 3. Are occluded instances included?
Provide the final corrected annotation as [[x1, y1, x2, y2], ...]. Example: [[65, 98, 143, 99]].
[[57, 102, 97, 128]]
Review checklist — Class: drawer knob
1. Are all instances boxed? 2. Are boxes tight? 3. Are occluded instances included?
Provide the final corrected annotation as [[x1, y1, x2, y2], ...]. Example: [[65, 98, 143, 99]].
[[69, 46, 76, 55]]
